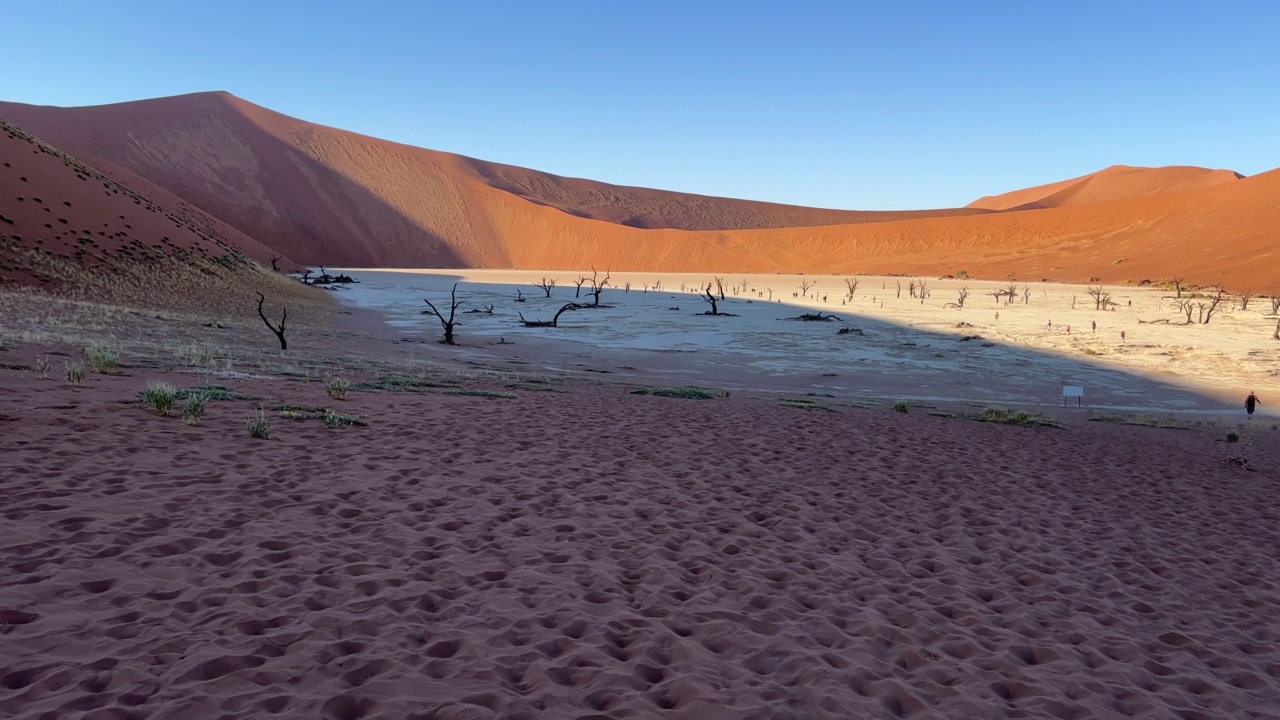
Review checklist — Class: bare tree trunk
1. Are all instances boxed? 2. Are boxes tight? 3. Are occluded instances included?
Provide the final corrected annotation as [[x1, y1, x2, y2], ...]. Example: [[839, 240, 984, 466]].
[[423, 283, 464, 345], [255, 293, 288, 350]]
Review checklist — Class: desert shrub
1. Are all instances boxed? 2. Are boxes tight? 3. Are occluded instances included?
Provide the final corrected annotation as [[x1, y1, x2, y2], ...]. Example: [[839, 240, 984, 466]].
[[445, 389, 517, 399], [325, 377, 351, 400], [65, 361, 85, 385], [247, 409, 270, 439], [982, 407, 1063, 428], [629, 386, 728, 400], [140, 381, 178, 416], [322, 411, 366, 428], [84, 346, 120, 373], [182, 392, 208, 425], [1226, 430, 1240, 443], [34, 356, 50, 379], [893, 402, 909, 413]]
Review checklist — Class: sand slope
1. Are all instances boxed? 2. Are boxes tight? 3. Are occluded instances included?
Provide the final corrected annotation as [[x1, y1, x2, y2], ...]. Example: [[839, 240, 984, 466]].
[[3, 93, 1277, 290], [968, 165, 1245, 211], [0, 341, 1278, 719], [0, 93, 982, 268], [0, 118, 321, 315]]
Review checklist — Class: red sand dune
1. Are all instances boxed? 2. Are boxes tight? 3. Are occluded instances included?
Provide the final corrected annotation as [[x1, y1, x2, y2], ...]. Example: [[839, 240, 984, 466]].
[[967, 165, 1245, 211], [0, 118, 318, 313], [3, 92, 1277, 291]]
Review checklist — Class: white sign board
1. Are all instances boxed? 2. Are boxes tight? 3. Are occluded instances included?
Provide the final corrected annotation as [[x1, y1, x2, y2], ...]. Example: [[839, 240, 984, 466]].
[[1062, 385, 1084, 406]]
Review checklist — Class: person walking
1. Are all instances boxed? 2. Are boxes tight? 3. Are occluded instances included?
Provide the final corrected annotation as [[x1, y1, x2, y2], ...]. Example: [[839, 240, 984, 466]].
[[1246, 391, 1260, 418]]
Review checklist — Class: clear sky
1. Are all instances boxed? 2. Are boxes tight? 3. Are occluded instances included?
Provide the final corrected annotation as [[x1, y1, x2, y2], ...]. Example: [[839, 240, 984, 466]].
[[3, 1, 1277, 209]]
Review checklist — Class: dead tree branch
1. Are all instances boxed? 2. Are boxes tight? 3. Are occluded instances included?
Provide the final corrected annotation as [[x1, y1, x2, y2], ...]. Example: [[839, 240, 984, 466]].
[[519, 303, 580, 327], [422, 283, 464, 345], [534, 277, 556, 298], [255, 292, 288, 351]]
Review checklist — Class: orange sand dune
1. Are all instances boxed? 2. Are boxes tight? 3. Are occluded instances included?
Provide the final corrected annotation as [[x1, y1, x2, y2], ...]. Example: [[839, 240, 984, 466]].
[[0, 92, 984, 268], [3, 93, 1276, 291], [0, 118, 320, 314], [967, 164, 1244, 211]]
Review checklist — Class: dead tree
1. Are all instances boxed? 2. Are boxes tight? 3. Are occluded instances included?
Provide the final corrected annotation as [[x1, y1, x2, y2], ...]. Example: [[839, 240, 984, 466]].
[[700, 284, 724, 315], [1176, 299, 1195, 324], [1022, 285, 1031, 304], [799, 278, 814, 297], [908, 279, 917, 298], [946, 287, 970, 308], [573, 276, 588, 298], [1239, 290, 1252, 311], [587, 269, 611, 307], [300, 269, 312, 284], [1198, 286, 1225, 324], [1087, 285, 1110, 310], [255, 292, 288, 350], [990, 288, 1004, 304], [844, 277, 859, 300], [624, 282, 631, 293], [896, 280, 902, 299], [653, 279, 663, 292], [1171, 277, 1185, 298], [1271, 296, 1280, 315], [515, 289, 526, 303], [1004, 281, 1019, 306], [270, 255, 281, 272], [422, 283, 464, 345], [534, 277, 556, 298], [1274, 318, 1280, 340], [766, 287, 773, 301], [714, 277, 726, 300], [465, 303, 494, 314], [519, 303, 579, 327], [917, 280, 930, 301]]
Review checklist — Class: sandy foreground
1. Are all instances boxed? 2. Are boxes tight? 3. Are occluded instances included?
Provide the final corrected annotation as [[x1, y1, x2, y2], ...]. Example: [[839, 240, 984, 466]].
[[2, 294, 1279, 719]]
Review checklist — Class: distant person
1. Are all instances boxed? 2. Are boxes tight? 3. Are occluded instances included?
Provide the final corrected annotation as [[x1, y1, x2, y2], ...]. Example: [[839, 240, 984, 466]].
[[1047, 320, 1052, 329], [995, 311, 999, 321], [1066, 325, 1071, 333], [1091, 320, 1096, 332], [1246, 391, 1260, 418], [1120, 330, 1126, 343]]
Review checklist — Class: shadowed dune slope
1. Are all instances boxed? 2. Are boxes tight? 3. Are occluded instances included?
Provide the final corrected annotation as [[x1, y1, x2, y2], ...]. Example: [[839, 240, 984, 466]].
[[1, 93, 1275, 290], [0, 92, 982, 267], [0, 118, 323, 315], [968, 165, 1245, 211]]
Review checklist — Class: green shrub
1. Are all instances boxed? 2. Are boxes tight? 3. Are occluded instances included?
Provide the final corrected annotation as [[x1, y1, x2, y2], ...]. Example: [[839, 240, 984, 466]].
[[325, 377, 351, 400], [65, 361, 85, 385], [322, 411, 366, 428], [893, 402, 909, 413], [140, 381, 178, 416], [1226, 430, 1240, 443], [84, 346, 120, 373], [182, 393, 208, 425], [629, 386, 728, 400], [247, 409, 270, 439], [34, 357, 50, 379]]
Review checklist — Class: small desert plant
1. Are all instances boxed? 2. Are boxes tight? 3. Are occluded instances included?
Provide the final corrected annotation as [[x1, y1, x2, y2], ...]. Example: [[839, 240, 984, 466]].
[[34, 356, 50, 379], [65, 360, 86, 385], [182, 392, 208, 425], [140, 381, 178, 416], [1226, 430, 1240, 443], [247, 408, 271, 439], [84, 346, 120, 373], [893, 402, 909, 413], [630, 386, 728, 400], [325, 377, 351, 400], [322, 411, 367, 428], [445, 389, 517, 399]]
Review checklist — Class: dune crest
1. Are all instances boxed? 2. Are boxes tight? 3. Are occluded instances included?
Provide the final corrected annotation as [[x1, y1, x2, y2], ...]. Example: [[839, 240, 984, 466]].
[[967, 164, 1244, 211], [2, 92, 1275, 290]]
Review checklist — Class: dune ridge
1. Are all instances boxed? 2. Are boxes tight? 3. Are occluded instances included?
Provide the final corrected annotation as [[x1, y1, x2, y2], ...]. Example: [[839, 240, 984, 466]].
[[0, 117, 322, 315], [3, 92, 1277, 291], [967, 165, 1245, 211]]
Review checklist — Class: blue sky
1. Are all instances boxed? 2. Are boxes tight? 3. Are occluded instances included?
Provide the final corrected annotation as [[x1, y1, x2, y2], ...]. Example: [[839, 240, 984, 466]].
[[3, 1, 1277, 209]]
